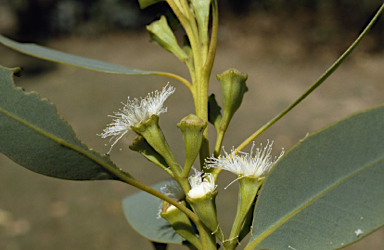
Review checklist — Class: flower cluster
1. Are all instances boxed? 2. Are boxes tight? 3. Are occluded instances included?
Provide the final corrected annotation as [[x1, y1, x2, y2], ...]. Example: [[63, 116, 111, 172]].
[[206, 140, 284, 180], [99, 84, 175, 153]]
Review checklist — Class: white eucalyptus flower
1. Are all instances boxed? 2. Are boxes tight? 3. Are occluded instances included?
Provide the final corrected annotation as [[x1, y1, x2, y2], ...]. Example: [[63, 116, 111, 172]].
[[206, 140, 284, 181], [99, 84, 175, 153], [187, 168, 217, 199]]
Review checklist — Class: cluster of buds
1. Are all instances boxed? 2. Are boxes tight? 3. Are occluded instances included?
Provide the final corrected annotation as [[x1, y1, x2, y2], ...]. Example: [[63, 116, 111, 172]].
[[98, 82, 283, 248], [97, 0, 284, 249]]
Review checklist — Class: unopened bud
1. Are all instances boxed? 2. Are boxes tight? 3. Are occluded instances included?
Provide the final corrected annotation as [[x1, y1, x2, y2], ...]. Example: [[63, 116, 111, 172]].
[[191, 0, 211, 36], [132, 115, 180, 174], [160, 200, 202, 249], [129, 135, 170, 174], [146, 16, 188, 62], [177, 114, 207, 175], [217, 68, 248, 132]]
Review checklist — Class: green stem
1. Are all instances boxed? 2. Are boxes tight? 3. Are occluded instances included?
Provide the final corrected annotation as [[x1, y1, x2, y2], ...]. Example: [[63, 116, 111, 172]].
[[199, 0, 219, 169], [99, 160, 218, 249], [214, 129, 225, 157], [167, 1, 207, 160], [108, 167, 196, 222], [167, 0, 203, 75], [153, 71, 192, 91], [203, 0, 219, 75], [125, 176, 214, 250], [224, 178, 262, 250], [236, 2, 384, 153], [194, 69, 210, 169]]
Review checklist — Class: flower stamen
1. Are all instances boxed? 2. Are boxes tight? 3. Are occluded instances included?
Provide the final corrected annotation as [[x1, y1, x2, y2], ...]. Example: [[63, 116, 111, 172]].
[[206, 140, 284, 185], [98, 84, 175, 153]]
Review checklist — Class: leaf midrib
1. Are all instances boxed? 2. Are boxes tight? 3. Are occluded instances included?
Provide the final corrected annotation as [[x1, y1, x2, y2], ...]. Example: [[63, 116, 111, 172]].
[[0, 106, 116, 174], [245, 156, 384, 250]]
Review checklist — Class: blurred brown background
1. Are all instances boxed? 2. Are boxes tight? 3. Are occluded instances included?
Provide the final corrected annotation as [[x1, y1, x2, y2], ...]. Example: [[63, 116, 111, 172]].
[[1, 0, 384, 249]]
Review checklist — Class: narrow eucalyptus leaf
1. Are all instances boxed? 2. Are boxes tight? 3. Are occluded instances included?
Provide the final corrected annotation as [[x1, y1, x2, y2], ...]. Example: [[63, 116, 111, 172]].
[[0, 34, 158, 75], [122, 180, 184, 245], [0, 65, 119, 180], [247, 104, 384, 250]]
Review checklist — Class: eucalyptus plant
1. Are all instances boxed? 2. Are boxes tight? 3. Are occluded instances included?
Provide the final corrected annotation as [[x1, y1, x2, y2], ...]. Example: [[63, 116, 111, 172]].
[[1, 1, 384, 249]]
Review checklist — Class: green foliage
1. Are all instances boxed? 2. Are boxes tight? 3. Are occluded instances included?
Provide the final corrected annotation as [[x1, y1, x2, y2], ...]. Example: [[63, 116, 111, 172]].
[[247, 104, 384, 249], [1, 1, 384, 249], [0, 65, 118, 180], [0, 34, 157, 76]]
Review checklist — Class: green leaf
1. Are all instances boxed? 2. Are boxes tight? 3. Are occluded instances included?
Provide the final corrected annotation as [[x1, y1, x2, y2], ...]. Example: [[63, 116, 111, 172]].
[[0, 65, 119, 180], [0, 34, 158, 75], [138, 0, 164, 9], [246, 104, 384, 250], [122, 180, 184, 245]]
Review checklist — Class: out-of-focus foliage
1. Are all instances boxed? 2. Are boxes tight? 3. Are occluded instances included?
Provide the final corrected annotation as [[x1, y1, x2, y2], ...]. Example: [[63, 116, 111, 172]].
[[0, 0, 171, 40], [1, 0, 383, 52]]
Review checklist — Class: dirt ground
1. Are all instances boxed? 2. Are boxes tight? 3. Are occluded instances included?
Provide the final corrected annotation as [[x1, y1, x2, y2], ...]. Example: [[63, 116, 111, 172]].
[[0, 14, 384, 250]]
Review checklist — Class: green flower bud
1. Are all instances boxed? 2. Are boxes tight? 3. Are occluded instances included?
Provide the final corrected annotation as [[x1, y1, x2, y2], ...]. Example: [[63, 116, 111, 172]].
[[132, 115, 180, 175], [146, 16, 189, 62], [177, 114, 207, 176], [217, 68, 248, 132], [129, 135, 171, 175], [191, 0, 211, 36], [160, 200, 202, 249]]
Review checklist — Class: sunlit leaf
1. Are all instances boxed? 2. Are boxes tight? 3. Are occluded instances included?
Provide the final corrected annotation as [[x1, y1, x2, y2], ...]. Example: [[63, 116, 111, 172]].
[[122, 180, 184, 245], [0, 65, 120, 180], [246, 104, 384, 250], [0, 34, 159, 75]]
